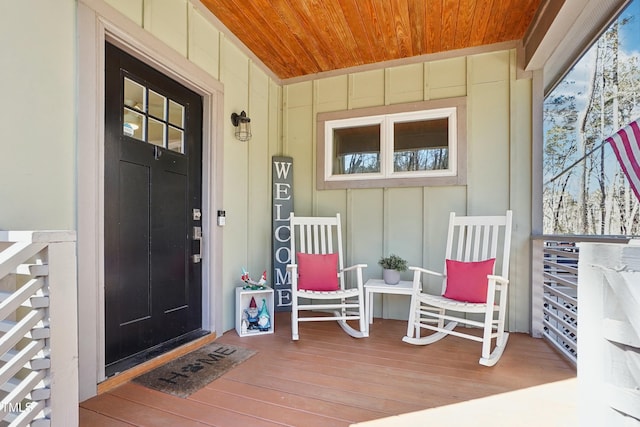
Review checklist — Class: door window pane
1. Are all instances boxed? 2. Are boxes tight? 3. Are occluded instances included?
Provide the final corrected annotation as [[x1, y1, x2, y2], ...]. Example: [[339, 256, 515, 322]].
[[123, 108, 145, 141], [169, 100, 184, 128], [123, 78, 146, 141], [148, 118, 165, 147], [168, 126, 184, 153], [332, 125, 381, 175], [148, 90, 166, 120], [393, 118, 449, 172], [124, 78, 145, 112]]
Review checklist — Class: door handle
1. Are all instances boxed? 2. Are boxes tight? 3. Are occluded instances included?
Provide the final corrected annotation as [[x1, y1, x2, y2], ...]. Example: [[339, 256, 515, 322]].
[[192, 226, 202, 263], [153, 145, 162, 160]]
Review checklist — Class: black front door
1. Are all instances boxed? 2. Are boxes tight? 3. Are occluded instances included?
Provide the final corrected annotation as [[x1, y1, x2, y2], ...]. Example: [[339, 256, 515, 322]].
[[104, 43, 204, 375]]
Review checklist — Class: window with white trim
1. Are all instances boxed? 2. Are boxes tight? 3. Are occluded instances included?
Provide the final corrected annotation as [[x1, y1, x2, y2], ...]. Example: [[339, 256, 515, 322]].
[[317, 98, 466, 189]]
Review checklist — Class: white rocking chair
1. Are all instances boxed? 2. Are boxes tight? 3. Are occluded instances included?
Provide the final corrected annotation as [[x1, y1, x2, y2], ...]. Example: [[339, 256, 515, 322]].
[[287, 213, 368, 340], [403, 210, 513, 366]]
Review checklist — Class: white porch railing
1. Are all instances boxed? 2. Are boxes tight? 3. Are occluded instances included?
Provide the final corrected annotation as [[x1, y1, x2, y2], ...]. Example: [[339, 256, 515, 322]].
[[531, 235, 630, 366], [579, 241, 640, 425], [0, 231, 78, 427]]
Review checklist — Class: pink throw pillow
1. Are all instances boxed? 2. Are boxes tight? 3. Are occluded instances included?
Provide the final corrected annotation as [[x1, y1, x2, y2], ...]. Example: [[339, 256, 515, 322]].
[[296, 253, 340, 291], [443, 258, 496, 303]]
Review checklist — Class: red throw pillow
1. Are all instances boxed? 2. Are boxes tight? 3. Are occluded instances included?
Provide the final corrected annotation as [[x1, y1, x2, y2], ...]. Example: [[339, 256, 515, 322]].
[[443, 258, 496, 303], [296, 253, 340, 291]]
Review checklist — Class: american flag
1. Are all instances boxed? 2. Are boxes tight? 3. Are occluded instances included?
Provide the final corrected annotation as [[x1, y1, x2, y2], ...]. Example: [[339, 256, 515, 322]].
[[606, 118, 640, 201]]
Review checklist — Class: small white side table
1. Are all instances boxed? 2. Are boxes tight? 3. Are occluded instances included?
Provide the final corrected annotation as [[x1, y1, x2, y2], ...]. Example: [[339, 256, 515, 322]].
[[364, 279, 416, 328]]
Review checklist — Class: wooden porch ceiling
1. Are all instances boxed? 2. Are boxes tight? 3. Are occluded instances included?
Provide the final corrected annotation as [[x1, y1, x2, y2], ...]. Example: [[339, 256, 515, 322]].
[[200, 0, 544, 80]]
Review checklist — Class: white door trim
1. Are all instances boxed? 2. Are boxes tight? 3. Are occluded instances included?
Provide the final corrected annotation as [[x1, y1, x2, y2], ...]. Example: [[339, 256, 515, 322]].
[[77, 0, 224, 401]]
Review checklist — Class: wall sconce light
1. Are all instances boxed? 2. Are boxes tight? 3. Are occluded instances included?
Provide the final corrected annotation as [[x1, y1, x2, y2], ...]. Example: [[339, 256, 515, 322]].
[[230, 110, 252, 142]]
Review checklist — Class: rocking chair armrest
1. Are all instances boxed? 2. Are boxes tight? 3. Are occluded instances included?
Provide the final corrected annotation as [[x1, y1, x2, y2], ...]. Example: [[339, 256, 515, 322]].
[[286, 264, 298, 272], [487, 275, 509, 297], [409, 266, 444, 278], [341, 263, 368, 272], [341, 264, 367, 289], [487, 274, 509, 285]]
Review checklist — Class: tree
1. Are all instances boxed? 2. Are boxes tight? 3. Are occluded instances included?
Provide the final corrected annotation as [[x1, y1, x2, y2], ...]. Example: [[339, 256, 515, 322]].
[[543, 89, 579, 233], [543, 13, 640, 236]]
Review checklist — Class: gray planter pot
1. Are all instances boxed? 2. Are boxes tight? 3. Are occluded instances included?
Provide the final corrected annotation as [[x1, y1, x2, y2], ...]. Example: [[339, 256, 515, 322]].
[[382, 269, 401, 285]]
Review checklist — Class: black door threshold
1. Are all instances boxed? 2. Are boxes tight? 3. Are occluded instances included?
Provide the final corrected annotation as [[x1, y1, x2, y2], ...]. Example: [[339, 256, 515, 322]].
[[105, 329, 210, 378]]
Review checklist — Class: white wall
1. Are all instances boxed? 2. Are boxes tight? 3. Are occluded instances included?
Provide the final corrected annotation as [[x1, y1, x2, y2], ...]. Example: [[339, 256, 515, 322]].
[[0, 1, 76, 230]]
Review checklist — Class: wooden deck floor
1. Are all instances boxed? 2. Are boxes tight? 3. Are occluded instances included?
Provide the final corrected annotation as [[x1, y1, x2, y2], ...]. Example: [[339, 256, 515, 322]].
[[80, 313, 576, 426]]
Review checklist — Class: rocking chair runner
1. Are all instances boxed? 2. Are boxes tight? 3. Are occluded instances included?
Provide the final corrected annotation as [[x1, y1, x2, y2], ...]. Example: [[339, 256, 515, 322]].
[[287, 213, 368, 340], [403, 210, 513, 366]]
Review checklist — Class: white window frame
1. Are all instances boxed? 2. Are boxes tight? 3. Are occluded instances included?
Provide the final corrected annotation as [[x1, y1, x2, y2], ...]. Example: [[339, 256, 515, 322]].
[[317, 98, 467, 190], [324, 114, 385, 181]]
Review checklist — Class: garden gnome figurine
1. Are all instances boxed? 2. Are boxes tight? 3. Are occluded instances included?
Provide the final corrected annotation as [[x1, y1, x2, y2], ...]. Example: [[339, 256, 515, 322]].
[[244, 297, 259, 329], [257, 298, 271, 331]]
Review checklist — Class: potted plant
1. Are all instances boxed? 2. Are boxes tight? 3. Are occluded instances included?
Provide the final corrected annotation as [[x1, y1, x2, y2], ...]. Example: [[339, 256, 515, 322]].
[[378, 254, 408, 285]]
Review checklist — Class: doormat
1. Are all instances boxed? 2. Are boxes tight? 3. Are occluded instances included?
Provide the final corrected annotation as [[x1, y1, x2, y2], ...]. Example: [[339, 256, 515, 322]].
[[133, 343, 256, 398]]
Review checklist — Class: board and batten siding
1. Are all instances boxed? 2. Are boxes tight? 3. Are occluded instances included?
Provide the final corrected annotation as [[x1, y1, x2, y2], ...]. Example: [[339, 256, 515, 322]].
[[282, 49, 532, 332]]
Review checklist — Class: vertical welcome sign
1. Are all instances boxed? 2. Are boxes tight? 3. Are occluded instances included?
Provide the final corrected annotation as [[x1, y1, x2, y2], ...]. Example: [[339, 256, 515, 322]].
[[272, 156, 293, 312]]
